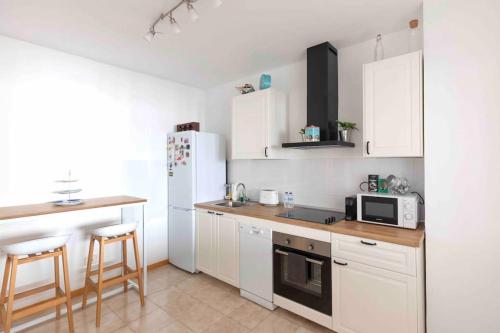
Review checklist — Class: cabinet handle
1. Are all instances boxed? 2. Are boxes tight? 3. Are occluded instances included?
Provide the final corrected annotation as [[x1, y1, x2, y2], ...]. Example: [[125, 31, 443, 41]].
[[334, 260, 348, 266], [360, 240, 377, 246], [207, 211, 215, 215], [215, 213, 223, 216], [265, 146, 269, 158], [366, 141, 370, 155]]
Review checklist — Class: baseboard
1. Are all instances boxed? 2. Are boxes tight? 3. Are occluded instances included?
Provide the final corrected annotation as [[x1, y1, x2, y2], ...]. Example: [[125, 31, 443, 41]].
[[147, 259, 169, 270]]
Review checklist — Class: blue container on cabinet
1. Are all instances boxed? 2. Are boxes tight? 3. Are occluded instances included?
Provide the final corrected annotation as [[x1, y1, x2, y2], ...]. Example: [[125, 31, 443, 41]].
[[259, 74, 271, 90]]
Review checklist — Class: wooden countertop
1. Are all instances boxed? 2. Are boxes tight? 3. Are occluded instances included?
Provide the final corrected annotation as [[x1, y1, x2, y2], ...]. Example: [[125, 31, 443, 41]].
[[0, 196, 147, 221], [194, 201, 425, 247]]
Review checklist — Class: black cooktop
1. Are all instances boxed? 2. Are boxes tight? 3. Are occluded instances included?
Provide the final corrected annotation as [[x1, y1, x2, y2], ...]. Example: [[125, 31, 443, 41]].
[[276, 207, 345, 225]]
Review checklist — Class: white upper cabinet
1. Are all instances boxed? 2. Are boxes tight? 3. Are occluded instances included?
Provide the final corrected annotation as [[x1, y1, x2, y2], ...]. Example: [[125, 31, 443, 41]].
[[231, 89, 287, 159], [363, 51, 423, 157]]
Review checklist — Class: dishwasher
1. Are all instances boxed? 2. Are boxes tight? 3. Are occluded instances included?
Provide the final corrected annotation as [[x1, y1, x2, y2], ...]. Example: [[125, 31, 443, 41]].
[[239, 222, 276, 310]]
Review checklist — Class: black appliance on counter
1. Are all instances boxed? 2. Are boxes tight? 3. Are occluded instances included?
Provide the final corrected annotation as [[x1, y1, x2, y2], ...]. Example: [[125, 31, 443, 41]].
[[273, 232, 332, 315], [345, 196, 357, 221], [276, 207, 344, 225]]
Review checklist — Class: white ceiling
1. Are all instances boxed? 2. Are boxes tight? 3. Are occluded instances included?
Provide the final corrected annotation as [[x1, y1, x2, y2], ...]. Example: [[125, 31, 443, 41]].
[[0, 0, 421, 88]]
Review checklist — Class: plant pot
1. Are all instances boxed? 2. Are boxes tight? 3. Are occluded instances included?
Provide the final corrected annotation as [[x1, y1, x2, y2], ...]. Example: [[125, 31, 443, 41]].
[[339, 129, 350, 142]]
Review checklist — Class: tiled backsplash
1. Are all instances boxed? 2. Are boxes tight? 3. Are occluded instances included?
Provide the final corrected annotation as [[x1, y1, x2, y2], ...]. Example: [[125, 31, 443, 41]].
[[229, 157, 425, 217]]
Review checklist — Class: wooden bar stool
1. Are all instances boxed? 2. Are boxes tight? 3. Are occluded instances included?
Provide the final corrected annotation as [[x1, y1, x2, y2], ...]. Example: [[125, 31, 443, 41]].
[[0, 235, 74, 333], [82, 223, 144, 327]]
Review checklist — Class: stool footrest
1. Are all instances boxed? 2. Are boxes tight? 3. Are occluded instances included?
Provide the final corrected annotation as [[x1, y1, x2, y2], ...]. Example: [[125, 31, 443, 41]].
[[89, 262, 123, 276], [86, 271, 140, 292], [13, 283, 56, 301], [103, 272, 139, 289], [12, 295, 67, 321]]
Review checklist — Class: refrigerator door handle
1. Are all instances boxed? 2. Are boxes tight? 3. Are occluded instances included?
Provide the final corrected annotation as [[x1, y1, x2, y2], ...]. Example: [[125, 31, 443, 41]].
[[171, 206, 193, 212]]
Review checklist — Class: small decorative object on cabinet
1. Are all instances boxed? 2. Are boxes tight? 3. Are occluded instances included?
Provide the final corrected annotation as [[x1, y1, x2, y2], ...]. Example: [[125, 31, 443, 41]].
[[259, 74, 271, 90], [304, 125, 320, 142], [231, 88, 287, 159], [363, 51, 423, 157], [408, 19, 420, 52], [176, 122, 200, 132], [374, 34, 384, 61], [53, 170, 83, 206], [235, 83, 255, 94], [336, 120, 358, 142], [298, 128, 305, 142]]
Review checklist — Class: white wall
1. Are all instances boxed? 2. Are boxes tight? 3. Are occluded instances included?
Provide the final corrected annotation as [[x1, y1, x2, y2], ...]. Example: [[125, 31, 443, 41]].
[[424, 0, 500, 332], [206, 29, 425, 211], [0, 35, 206, 288]]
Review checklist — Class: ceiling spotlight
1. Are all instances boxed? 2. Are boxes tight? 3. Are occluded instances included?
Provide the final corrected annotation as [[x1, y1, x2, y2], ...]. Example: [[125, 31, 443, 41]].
[[186, 2, 199, 22], [146, 0, 218, 42], [169, 14, 181, 34], [144, 29, 157, 42]]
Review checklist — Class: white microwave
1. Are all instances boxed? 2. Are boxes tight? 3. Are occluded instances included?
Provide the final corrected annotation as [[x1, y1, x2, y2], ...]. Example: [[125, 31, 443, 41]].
[[357, 193, 419, 229]]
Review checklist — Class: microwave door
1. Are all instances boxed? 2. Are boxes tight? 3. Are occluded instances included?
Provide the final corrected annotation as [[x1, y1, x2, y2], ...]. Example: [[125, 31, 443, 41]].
[[362, 196, 398, 225]]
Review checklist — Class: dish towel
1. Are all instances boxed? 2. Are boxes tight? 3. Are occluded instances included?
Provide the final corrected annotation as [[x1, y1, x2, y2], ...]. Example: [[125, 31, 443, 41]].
[[287, 252, 307, 285]]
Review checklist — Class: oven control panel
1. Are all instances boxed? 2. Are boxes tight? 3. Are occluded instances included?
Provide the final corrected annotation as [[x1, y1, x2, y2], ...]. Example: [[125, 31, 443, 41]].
[[272, 232, 331, 257]]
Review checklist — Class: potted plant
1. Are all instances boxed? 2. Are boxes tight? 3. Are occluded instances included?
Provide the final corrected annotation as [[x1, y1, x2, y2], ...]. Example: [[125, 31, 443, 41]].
[[298, 128, 305, 142], [336, 120, 358, 142]]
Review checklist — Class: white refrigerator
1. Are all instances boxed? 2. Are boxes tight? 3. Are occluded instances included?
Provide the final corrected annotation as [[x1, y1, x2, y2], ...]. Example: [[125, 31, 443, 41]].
[[167, 131, 226, 273]]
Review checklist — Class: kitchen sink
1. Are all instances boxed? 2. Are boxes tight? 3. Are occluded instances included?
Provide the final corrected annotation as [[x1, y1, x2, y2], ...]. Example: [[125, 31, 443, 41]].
[[216, 201, 245, 208]]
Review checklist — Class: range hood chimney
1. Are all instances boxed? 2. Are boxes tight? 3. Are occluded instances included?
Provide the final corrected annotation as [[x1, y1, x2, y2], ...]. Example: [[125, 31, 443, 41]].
[[282, 42, 355, 149]]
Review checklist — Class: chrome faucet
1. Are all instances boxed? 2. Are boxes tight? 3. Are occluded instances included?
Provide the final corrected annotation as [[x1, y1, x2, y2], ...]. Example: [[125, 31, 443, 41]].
[[233, 182, 248, 203]]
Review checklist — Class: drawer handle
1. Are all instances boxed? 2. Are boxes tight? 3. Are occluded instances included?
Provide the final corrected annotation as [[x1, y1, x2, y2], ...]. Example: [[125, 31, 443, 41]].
[[360, 240, 377, 246], [215, 213, 223, 216], [334, 260, 348, 266], [207, 211, 215, 214]]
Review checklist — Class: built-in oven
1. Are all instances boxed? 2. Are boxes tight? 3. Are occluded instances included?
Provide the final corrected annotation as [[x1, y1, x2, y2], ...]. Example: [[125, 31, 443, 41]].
[[273, 232, 331, 315]]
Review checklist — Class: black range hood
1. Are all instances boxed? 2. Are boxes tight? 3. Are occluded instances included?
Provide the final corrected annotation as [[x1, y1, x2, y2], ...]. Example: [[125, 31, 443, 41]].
[[282, 42, 355, 149]]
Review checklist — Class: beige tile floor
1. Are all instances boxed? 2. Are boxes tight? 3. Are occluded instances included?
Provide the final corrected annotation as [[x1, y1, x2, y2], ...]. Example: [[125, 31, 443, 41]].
[[20, 264, 333, 333]]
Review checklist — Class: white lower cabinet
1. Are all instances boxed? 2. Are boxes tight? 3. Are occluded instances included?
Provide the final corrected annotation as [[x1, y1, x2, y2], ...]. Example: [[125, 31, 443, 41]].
[[196, 210, 217, 276], [332, 258, 417, 333], [196, 210, 239, 287], [216, 213, 239, 286]]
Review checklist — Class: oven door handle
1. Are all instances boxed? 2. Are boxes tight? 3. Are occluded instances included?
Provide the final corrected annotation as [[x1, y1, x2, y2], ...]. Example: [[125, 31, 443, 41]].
[[275, 249, 289, 256], [274, 249, 324, 266], [305, 258, 324, 266]]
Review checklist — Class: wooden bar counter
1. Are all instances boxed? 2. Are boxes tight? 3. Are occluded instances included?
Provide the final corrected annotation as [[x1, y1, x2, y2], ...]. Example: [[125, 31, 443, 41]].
[[0, 196, 146, 221]]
